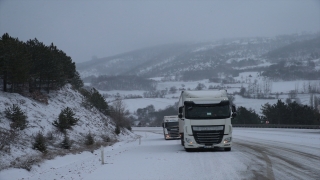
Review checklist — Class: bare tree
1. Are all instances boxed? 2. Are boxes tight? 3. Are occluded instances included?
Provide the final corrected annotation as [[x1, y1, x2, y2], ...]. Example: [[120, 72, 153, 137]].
[[295, 82, 299, 93], [288, 90, 297, 99], [262, 77, 272, 95], [310, 94, 314, 108], [110, 98, 131, 129]]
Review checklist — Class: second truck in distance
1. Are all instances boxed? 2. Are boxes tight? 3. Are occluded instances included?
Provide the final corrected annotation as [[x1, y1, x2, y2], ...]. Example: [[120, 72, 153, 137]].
[[162, 115, 180, 140]]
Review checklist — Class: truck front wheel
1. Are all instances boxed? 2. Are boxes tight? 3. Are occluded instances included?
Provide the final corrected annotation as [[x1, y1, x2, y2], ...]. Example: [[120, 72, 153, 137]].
[[180, 134, 184, 146]]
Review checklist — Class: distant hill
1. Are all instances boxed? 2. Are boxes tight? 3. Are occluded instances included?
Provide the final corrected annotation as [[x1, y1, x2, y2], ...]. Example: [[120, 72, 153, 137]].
[[264, 36, 320, 62], [76, 33, 320, 80]]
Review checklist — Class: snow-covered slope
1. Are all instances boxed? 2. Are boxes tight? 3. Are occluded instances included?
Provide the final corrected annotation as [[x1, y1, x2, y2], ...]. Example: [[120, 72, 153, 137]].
[[0, 85, 136, 170], [77, 33, 320, 79]]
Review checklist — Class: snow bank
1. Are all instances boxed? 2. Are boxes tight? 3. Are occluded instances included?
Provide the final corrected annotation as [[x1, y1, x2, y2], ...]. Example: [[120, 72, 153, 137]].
[[0, 85, 136, 170]]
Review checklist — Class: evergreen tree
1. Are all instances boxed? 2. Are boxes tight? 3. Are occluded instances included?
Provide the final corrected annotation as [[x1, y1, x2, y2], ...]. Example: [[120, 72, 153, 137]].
[[4, 104, 28, 130], [314, 95, 319, 110], [61, 133, 71, 149], [52, 107, 79, 132], [0, 33, 31, 92], [0, 34, 80, 94], [261, 100, 289, 124], [232, 106, 261, 124], [85, 132, 94, 146], [26, 38, 47, 92], [261, 100, 319, 125], [33, 132, 47, 153], [87, 88, 109, 115], [70, 71, 84, 90]]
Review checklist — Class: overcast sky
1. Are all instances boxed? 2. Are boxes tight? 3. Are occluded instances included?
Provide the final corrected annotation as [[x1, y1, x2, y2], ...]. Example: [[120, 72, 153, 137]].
[[1, 0, 320, 63]]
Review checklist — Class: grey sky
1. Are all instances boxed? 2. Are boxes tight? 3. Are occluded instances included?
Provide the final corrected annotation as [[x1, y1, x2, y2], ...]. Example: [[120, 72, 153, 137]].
[[1, 0, 319, 63]]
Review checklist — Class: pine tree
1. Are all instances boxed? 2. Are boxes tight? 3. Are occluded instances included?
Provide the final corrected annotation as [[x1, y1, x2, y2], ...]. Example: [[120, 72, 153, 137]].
[[33, 132, 47, 153], [88, 88, 109, 115], [85, 132, 94, 146], [233, 106, 261, 124], [0, 33, 31, 92], [4, 104, 28, 130], [70, 71, 84, 90], [52, 107, 78, 132], [0, 35, 80, 94], [314, 96, 319, 110], [61, 133, 71, 149], [26, 38, 46, 92]]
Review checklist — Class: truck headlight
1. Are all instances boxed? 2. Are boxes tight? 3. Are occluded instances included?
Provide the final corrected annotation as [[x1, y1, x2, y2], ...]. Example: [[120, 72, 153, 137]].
[[224, 137, 232, 144], [185, 138, 193, 144]]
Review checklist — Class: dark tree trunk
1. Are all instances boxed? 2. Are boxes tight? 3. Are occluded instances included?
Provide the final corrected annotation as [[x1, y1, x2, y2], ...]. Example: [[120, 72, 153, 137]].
[[3, 70, 7, 92]]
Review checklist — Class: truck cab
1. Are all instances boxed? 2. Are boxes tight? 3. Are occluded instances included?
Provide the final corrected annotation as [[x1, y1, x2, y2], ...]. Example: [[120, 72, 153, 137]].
[[178, 90, 236, 151], [162, 115, 180, 140]]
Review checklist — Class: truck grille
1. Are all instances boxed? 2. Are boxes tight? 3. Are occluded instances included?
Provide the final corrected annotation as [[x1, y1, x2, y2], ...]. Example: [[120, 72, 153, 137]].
[[167, 128, 180, 138], [192, 126, 224, 145]]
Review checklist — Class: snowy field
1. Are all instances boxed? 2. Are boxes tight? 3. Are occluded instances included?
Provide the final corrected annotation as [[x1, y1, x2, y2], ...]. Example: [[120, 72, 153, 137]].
[[1, 127, 319, 180], [103, 75, 320, 115]]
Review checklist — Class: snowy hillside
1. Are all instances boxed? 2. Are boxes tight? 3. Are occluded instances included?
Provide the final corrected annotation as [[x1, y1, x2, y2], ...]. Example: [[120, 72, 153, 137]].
[[0, 85, 137, 171], [77, 33, 320, 79]]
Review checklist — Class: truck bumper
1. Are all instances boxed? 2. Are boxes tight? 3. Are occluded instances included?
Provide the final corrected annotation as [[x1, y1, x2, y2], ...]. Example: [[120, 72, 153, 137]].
[[165, 134, 181, 139], [184, 134, 232, 149]]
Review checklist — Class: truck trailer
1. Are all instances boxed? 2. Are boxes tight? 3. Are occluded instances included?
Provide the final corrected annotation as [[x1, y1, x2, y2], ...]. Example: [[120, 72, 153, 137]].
[[162, 115, 180, 140], [178, 90, 236, 151]]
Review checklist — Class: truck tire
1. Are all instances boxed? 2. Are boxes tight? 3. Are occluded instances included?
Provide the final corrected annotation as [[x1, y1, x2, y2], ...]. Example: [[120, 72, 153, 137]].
[[180, 134, 184, 146], [224, 147, 231, 151], [184, 148, 192, 152]]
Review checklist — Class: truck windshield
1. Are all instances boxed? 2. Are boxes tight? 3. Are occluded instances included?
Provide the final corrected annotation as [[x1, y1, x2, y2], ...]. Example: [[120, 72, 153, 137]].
[[165, 122, 178, 127], [185, 103, 230, 119]]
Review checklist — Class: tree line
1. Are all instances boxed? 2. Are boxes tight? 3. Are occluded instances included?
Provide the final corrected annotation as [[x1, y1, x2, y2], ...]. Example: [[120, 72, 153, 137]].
[[132, 99, 319, 126], [91, 75, 157, 91], [0, 33, 131, 130], [233, 100, 320, 125], [0, 33, 82, 93], [262, 60, 320, 81]]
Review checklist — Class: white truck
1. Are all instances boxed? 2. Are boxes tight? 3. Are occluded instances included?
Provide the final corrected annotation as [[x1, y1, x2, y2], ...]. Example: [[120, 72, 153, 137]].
[[162, 115, 180, 140], [178, 90, 236, 151]]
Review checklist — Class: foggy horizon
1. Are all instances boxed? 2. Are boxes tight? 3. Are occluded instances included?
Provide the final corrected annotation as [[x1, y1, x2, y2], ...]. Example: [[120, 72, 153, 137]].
[[1, 0, 320, 63]]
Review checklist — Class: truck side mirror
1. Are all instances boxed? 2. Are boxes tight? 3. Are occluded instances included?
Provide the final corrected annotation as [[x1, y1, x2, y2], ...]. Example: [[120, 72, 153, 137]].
[[178, 107, 183, 114], [162, 123, 164, 128], [178, 114, 182, 119], [232, 113, 237, 118], [231, 105, 236, 113]]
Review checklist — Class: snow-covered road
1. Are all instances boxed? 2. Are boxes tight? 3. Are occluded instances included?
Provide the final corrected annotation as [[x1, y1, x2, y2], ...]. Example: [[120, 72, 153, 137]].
[[1, 127, 319, 180]]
